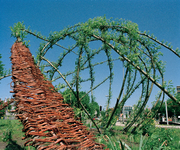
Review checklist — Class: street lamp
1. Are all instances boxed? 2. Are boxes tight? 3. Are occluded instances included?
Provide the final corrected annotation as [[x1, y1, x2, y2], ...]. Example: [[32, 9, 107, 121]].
[[122, 60, 124, 124], [165, 100, 169, 125]]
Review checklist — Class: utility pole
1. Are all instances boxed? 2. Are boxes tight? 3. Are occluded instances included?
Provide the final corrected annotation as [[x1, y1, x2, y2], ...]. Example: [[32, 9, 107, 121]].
[[122, 60, 124, 124], [165, 100, 169, 125]]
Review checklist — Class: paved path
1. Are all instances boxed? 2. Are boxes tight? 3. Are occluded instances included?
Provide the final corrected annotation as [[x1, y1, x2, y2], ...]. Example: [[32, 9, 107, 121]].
[[115, 122, 180, 129]]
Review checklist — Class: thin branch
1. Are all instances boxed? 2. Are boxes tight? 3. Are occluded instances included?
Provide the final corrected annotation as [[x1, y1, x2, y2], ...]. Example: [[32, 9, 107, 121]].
[[105, 65, 129, 129], [79, 76, 110, 101], [139, 32, 180, 58], [22, 29, 78, 55], [0, 74, 12, 80], [76, 47, 83, 119], [41, 56, 75, 94], [52, 58, 120, 82]]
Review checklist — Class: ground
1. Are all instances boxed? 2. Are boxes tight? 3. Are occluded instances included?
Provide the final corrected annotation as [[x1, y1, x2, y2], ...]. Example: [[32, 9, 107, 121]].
[[0, 134, 25, 150], [0, 142, 6, 150]]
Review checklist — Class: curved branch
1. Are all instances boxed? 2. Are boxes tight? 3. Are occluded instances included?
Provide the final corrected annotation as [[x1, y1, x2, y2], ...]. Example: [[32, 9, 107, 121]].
[[105, 64, 129, 129], [92, 34, 179, 105], [0, 74, 12, 80], [41, 55, 102, 134], [139, 32, 180, 58]]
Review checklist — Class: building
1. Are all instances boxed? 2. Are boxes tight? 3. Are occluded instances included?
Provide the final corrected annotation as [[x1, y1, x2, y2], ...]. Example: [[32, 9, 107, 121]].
[[177, 86, 180, 94], [4, 98, 15, 120], [123, 106, 133, 117]]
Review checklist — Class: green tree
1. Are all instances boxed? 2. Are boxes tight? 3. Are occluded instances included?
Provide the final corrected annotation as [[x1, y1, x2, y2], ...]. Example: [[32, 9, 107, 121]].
[[0, 54, 11, 80], [61, 89, 100, 119], [0, 99, 6, 118], [0, 98, 12, 118], [155, 94, 180, 118], [89, 101, 100, 118], [0, 55, 7, 117], [0, 54, 14, 118], [0, 54, 4, 77]]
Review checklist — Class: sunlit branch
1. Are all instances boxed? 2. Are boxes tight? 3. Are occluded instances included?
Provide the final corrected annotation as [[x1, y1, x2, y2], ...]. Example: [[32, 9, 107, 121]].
[[76, 47, 83, 118], [0, 98, 14, 111], [139, 32, 180, 58], [126, 76, 147, 101], [132, 66, 165, 132], [126, 69, 137, 94], [80, 76, 110, 101], [41, 55, 102, 134], [41, 56, 75, 94], [92, 34, 179, 105], [0, 74, 12, 80], [22, 29, 78, 55]]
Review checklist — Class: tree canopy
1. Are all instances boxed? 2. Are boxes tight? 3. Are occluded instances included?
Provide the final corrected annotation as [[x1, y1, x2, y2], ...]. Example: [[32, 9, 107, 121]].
[[154, 94, 180, 118], [0, 54, 11, 81], [0, 54, 4, 77], [61, 89, 100, 119]]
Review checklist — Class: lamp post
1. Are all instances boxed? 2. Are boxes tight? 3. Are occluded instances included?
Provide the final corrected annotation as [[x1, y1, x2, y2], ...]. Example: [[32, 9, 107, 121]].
[[165, 100, 169, 125], [122, 60, 124, 124]]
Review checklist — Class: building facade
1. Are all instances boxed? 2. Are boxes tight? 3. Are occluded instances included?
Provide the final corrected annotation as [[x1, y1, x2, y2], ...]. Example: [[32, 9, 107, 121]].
[[123, 106, 133, 117], [177, 86, 180, 94]]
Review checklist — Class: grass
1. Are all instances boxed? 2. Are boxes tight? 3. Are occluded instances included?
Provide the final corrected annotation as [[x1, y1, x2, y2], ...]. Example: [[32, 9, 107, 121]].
[[0, 119, 23, 142], [0, 119, 35, 150], [101, 125, 180, 149], [0, 119, 180, 150]]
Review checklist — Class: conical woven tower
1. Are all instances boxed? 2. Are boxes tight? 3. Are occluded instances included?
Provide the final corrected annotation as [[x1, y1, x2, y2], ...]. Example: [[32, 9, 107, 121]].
[[10, 41, 104, 150]]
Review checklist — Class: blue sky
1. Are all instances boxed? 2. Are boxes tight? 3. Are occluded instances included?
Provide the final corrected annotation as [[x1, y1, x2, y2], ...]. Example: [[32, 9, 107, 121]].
[[0, 0, 180, 108]]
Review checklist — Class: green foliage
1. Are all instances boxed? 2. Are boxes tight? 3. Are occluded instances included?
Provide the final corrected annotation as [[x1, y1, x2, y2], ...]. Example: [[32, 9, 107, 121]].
[[0, 54, 4, 77], [100, 109, 111, 128], [0, 54, 11, 81], [89, 101, 100, 118], [0, 100, 6, 118], [141, 127, 180, 150], [96, 134, 131, 150], [9, 16, 180, 134], [10, 22, 30, 47], [154, 94, 180, 118], [109, 125, 180, 150], [2, 120, 13, 142], [139, 117, 156, 136], [0, 119, 33, 150], [61, 89, 100, 119], [0, 99, 12, 118], [10, 22, 26, 40]]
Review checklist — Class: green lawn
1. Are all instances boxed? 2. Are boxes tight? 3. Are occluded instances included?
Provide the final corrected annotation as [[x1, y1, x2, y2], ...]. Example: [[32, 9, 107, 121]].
[[0, 119, 180, 150], [0, 119, 35, 150]]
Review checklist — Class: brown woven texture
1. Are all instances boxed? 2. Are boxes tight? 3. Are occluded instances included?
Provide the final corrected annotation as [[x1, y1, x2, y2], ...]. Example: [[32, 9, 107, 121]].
[[10, 41, 104, 150]]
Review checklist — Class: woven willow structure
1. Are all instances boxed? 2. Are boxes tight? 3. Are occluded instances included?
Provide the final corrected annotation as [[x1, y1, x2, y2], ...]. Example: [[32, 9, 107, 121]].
[[10, 41, 104, 150]]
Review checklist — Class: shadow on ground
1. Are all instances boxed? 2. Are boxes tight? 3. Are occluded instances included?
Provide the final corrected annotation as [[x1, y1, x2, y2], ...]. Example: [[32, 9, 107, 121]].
[[5, 139, 24, 150]]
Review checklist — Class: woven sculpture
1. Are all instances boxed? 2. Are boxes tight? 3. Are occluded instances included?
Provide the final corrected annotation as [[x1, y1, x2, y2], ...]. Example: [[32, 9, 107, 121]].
[[10, 41, 104, 150]]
